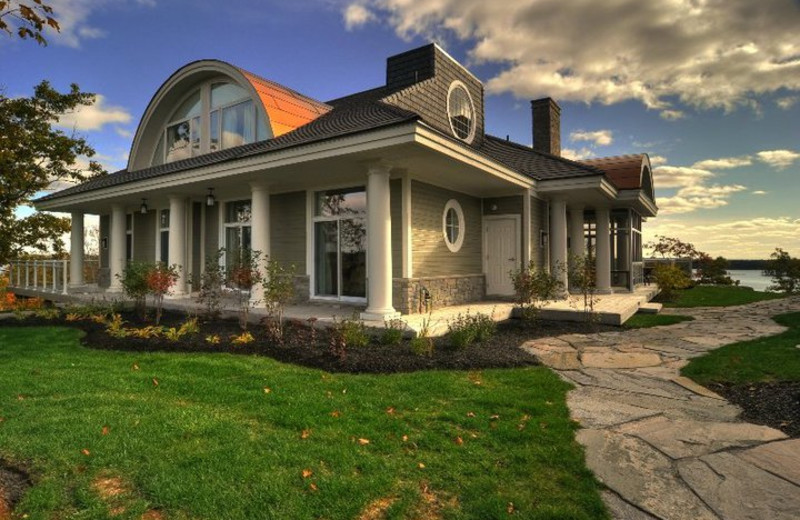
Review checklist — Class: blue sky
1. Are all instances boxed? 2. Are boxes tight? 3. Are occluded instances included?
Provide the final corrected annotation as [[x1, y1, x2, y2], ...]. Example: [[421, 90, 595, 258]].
[[3, 0, 799, 259]]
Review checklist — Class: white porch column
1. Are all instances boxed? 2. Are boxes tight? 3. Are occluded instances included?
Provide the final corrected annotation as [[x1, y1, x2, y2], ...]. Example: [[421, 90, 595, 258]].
[[249, 182, 270, 305], [617, 212, 632, 290], [569, 207, 585, 259], [549, 199, 569, 294], [361, 165, 400, 321], [69, 212, 85, 287], [168, 196, 187, 296], [595, 207, 612, 293], [108, 205, 126, 292], [522, 189, 532, 266]]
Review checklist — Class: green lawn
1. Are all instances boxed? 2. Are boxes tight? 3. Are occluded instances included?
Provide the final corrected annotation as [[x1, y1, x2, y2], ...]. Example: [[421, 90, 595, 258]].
[[663, 285, 785, 308], [623, 313, 694, 329], [682, 312, 800, 385], [0, 326, 608, 520]]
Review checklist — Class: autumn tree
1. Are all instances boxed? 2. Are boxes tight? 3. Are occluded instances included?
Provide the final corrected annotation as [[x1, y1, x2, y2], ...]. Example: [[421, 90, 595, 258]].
[[645, 235, 702, 260], [0, 80, 106, 264], [0, 1, 60, 45]]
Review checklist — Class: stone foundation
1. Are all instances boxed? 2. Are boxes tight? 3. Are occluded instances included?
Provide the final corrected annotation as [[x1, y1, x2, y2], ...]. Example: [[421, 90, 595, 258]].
[[393, 274, 485, 315]]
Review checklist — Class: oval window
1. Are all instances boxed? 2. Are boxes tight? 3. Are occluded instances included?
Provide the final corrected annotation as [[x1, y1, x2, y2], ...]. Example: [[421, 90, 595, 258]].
[[447, 81, 475, 142], [442, 199, 465, 252]]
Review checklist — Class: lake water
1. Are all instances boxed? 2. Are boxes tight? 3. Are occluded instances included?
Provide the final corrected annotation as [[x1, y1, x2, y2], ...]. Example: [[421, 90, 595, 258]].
[[726, 270, 773, 292]]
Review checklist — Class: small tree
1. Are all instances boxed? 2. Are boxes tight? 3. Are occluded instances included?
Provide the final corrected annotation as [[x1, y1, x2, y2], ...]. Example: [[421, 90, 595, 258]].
[[764, 248, 800, 294], [653, 264, 691, 302], [645, 235, 702, 261], [261, 258, 296, 342], [569, 252, 599, 318], [510, 261, 564, 323], [117, 261, 152, 319], [227, 250, 262, 330], [197, 249, 225, 320], [146, 263, 180, 325], [696, 254, 734, 285]]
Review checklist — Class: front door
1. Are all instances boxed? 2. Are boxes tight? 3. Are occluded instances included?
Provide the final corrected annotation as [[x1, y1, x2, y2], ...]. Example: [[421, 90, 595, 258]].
[[484, 216, 520, 296]]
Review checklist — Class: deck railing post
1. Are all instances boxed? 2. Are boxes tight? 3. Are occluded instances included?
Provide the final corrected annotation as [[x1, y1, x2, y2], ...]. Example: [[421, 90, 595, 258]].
[[62, 260, 69, 295], [25, 261, 30, 288], [16, 261, 21, 287], [33, 260, 38, 289], [52, 261, 57, 292]]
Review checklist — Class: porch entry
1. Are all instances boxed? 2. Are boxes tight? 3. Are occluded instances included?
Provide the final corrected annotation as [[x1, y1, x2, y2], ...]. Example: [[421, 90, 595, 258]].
[[313, 187, 367, 300], [484, 215, 520, 296]]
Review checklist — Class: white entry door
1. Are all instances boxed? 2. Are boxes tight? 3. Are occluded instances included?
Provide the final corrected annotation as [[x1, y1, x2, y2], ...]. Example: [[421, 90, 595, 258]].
[[484, 216, 520, 296]]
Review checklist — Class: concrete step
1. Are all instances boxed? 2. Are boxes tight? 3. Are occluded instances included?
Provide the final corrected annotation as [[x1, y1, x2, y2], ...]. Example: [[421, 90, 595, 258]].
[[638, 302, 663, 314]]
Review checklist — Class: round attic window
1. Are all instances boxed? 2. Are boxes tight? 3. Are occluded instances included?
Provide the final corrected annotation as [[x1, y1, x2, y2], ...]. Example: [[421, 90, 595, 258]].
[[447, 81, 475, 143]]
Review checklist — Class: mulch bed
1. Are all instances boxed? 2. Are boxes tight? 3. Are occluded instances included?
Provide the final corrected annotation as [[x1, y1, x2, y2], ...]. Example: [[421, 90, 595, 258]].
[[708, 381, 800, 438], [0, 461, 30, 519], [0, 310, 616, 374]]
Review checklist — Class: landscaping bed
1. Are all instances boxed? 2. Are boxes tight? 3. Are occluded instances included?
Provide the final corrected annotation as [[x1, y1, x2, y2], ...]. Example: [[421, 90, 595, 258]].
[[707, 381, 800, 438], [0, 310, 618, 374]]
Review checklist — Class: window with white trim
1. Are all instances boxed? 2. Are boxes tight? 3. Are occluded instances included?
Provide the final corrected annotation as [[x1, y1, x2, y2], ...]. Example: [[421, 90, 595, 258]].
[[224, 200, 252, 273], [442, 199, 465, 252], [447, 81, 475, 143], [159, 210, 170, 264], [125, 214, 133, 262]]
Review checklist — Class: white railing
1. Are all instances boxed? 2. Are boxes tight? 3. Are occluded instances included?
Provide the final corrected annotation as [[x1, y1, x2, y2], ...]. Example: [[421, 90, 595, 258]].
[[6, 259, 101, 295]]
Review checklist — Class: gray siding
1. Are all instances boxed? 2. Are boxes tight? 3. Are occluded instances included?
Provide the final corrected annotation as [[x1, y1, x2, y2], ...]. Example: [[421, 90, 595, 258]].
[[483, 196, 523, 216], [205, 203, 219, 255], [411, 180, 482, 277], [390, 179, 402, 278], [270, 191, 306, 273], [133, 210, 155, 263], [99, 214, 109, 268]]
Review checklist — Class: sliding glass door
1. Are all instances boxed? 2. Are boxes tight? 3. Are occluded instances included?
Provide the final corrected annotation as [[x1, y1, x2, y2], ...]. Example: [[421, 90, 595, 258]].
[[313, 187, 366, 300]]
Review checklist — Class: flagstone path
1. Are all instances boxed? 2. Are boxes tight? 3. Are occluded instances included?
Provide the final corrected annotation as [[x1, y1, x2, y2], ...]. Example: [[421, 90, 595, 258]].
[[522, 296, 800, 520]]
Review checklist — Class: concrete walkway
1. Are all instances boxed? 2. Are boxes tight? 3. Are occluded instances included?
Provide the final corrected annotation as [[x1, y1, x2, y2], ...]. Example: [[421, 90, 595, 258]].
[[523, 296, 800, 520]]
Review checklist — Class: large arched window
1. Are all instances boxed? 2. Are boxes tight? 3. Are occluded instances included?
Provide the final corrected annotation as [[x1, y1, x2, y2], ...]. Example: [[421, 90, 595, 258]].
[[152, 81, 268, 166]]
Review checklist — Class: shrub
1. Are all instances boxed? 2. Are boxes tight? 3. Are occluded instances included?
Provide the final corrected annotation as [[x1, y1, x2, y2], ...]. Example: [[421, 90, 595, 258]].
[[410, 313, 434, 356], [231, 331, 255, 345], [164, 317, 200, 341], [510, 260, 564, 323], [764, 248, 800, 294], [380, 319, 405, 346], [197, 249, 225, 319], [127, 326, 164, 339], [696, 255, 734, 285], [105, 313, 129, 338], [261, 258, 296, 341], [472, 312, 496, 343], [653, 264, 691, 301], [205, 334, 221, 345], [447, 311, 496, 349], [227, 250, 263, 330], [337, 314, 369, 348], [118, 260, 152, 319], [146, 263, 180, 325], [33, 306, 61, 320]]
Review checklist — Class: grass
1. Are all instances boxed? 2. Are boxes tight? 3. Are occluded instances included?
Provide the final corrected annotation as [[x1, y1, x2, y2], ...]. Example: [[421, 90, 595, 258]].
[[682, 312, 800, 385], [663, 285, 785, 308], [623, 313, 694, 329], [0, 326, 608, 520]]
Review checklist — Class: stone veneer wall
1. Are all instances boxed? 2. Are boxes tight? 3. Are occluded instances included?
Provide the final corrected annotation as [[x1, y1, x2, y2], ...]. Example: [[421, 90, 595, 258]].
[[393, 274, 485, 315]]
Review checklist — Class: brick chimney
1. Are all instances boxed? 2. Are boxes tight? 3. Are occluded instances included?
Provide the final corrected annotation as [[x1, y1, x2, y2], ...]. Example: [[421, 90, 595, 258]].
[[531, 98, 561, 156]]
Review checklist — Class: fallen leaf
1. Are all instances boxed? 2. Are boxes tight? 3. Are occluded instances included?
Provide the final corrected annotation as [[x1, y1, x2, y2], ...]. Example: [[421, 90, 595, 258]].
[[330, 410, 341, 418], [302, 469, 313, 478], [342, 389, 347, 394], [507, 502, 515, 514], [263, 387, 271, 394], [101, 425, 110, 436], [357, 438, 370, 445], [454, 436, 464, 446], [309, 482, 318, 491], [517, 423, 526, 431], [466, 411, 476, 418], [300, 429, 311, 439], [16, 394, 25, 400], [385, 406, 395, 415], [490, 414, 500, 420], [81, 449, 91, 456], [417, 462, 425, 469], [0, 417, 5, 423], [132, 363, 140, 371], [401, 435, 409, 442], [152, 378, 159, 387]]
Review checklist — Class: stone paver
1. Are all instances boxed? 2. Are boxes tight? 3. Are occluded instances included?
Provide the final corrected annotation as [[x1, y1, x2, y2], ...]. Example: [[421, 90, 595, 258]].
[[522, 295, 800, 520]]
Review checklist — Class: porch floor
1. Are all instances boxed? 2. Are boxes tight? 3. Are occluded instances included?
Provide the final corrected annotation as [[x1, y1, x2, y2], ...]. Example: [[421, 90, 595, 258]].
[[11, 284, 658, 336]]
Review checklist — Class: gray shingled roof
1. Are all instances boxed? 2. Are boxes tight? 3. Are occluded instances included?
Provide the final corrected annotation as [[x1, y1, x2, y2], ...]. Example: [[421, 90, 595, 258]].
[[478, 135, 604, 181], [37, 99, 418, 202]]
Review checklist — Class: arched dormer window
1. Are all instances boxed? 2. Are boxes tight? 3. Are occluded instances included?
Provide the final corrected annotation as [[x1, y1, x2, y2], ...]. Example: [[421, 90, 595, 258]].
[[151, 81, 268, 166]]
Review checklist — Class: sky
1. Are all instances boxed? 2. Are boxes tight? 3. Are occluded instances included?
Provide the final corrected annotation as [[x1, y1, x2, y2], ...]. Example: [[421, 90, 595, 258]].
[[3, 0, 799, 259]]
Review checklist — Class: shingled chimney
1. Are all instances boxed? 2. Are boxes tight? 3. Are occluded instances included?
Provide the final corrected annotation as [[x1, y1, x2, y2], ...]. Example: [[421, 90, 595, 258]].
[[531, 98, 561, 156]]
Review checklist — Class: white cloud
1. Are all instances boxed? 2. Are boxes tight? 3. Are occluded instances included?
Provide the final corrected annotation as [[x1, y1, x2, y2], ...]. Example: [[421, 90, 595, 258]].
[[652, 166, 714, 189], [343, 3, 376, 30], [353, 0, 800, 113], [659, 110, 685, 121], [648, 155, 668, 166], [56, 94, 131, 132], [569, 129, 613, 146], [644, 217, 800, 259], [752, 190, 768, 195], [561, 147, 594, 161], [43, 0, 156, 48], [776, 96, 798, 109], [691, 156, 752, 170], [658, 184, 747, 215], [115, 127, 134, 138], [756, 149, 800, 169]]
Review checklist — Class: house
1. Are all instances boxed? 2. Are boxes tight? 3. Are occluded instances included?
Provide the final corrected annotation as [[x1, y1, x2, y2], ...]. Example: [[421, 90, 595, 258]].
[[34, 43, 657, 319]]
